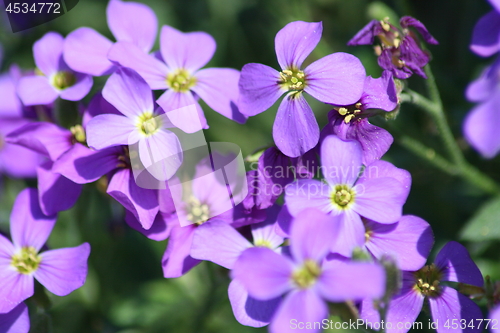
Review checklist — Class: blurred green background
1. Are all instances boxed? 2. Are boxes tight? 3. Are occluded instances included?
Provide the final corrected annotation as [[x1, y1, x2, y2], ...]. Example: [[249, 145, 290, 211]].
[[1, 0, 500, 332]]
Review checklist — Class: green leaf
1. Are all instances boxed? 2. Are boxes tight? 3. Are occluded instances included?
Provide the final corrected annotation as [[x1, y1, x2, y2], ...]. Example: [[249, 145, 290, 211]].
[[460, 196, 500, 241]]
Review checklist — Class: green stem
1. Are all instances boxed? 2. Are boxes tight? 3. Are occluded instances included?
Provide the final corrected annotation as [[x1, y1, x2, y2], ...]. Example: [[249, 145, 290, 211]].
[[399, 65, 500, 195]]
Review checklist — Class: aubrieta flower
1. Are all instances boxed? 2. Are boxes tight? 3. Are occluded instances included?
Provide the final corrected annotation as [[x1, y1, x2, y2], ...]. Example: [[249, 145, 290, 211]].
[[321, 70, 397, 164], [471, 0, 500, 57], [363, 215, 434, 271], [0, 188, 90, 314], [348, 16, 438, 79], [361, 241, 484, 333], [86, 67, 183, 181], [64, 0, 158, 76], [17, 32, 92, 106], [463, 57, 500, 158], [239, 21, 366, 157], [285, 135, 410, 256], [0, 303, 29, 333], [232, 208, 385, 333], [108, 25, 245, 132]]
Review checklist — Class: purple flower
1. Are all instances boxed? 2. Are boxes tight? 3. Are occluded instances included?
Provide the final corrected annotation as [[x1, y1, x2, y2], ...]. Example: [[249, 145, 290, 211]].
[[361, 241, 484, 333], [363, 215, 434, 271], [17, 32, 92, 106], [491, 306, 500, 331], [463, 57, 500, 158], [285, 135, 410, 256], [0, 119, 45, 178], [108, 25, 245, 132], [0, 303, 29, 333], [232, 208, 385, 333], [86, 67, 183, 181], [239, 21, 366, 157], [0, 188, 90, 314], [471, 0, 500, 57], [64, 0, 158, 76], [321, 71, 397, 164], [348, 17, 438, 79]]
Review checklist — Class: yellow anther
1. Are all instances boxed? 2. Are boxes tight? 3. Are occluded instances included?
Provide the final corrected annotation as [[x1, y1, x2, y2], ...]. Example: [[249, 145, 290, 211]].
[[338, 107, 348, 116], [344, 114, 355, 123]]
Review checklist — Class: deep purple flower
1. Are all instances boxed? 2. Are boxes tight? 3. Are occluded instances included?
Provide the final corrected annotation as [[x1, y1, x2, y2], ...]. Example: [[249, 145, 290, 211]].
[[86, 67, 183, 181], [361, 241, 484, 333], [0, 303, 29, 333], [348, 17, 438, 79], [363, 215, 434, 271], [285, 135, 410, 256], [471, 0, 500, 57], [0, 188, 90, 314], [463, 57, 500, 158], [321, 71, 397, 164], [239, 21, 366, 157], [108, 25, 245, 132], [17, 32, 92, 106], [64, 0, 158, 76], [232, 208, 385, 333]]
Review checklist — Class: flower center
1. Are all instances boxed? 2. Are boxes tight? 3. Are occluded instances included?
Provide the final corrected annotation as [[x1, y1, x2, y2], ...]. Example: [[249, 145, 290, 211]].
[[167, 69, 197, 93], [331, 185, 355, 209], [186, 196, 210, 225], [11, 246, 41, 275], [335, 102, 364, 124], [254, 239, 273, 248], [136, 112, 161, 137], [413, 263, 442, 298], [279, 68, 306, 91], [292, 259, 321, 289], [70, 125, 86, 144], [52, 71, 76, 90]]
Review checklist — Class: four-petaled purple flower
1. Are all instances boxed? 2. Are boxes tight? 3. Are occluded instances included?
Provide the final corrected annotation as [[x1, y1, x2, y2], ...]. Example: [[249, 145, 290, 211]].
[[285, 135, 410, 256], [17, 32, 93, 106], [361, 241, 484, 333], [232, 208, 386, 333], [239, 21, 366, 157], [0, 188, 90, 314], [348, 16, 438, 79]]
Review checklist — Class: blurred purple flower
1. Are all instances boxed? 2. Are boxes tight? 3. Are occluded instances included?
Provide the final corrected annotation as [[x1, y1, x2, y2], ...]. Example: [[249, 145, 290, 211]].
[[321, 71, 397, 164], [232, 208, 385, 333], [463, 57, 500, 158], [64, 0, 158, 76], [0, 188, 90, 314], [491, 305, 500, 331], [86, 67, 183, 181], [348, 16, 438, 79], [0, 303, 29, 333], [17, 32, 92, 106], [108, 25, 245, 132], [361, 241, 484, 333], [239, 21, 366, 157], [471, 0, 500, 57], [285, 135, 410, 256]]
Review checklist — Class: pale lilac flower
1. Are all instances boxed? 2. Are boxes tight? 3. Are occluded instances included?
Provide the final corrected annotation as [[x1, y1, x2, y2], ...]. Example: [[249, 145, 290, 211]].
[[321, 71, 397, 164], [0, 188, 90, 314], [285, 136, 410, 256], [232, 208, 385, 333], [239, 21, 366, 157], [17, 32, 92, 106], [471, 0, 500, 57], [0, 303, 29, 333], [108, 25, 245, 132], [64, 0, 158, 76], [361, 241, 484, 333], [86, 67, 183, 181], [491, 306, 500, 332]]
